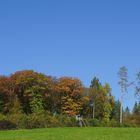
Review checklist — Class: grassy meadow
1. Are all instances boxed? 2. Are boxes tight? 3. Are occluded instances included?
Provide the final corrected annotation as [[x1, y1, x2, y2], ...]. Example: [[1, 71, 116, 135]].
[[0, 127, 140, 140]]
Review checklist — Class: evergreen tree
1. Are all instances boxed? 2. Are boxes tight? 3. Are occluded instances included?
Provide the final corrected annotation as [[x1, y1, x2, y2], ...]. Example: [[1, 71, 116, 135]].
[[133, 102, 138, 115], [111, 100, 121, 122], [89, 77, 114, 122], [89, 77, 101, 118]]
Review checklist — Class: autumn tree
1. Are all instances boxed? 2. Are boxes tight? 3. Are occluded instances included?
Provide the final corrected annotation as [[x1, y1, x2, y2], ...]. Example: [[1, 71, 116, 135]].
[[44, 77, 61, 114], [57, 77, 86, 116], [10, 70, 49, 113], [0, 76, 15, 113], [79, 88, 90, 117], [132, 102, 140, 125]]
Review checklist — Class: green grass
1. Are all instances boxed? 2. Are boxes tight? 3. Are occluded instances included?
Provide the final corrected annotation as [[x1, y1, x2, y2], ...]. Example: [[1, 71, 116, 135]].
[[0, 127, 140, 140]]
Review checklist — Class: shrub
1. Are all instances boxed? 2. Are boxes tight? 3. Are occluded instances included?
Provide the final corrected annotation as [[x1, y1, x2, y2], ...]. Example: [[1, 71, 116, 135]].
[[57, 115, 77, 127], [4, 112, 78, 129], [86, 118, 100, 127], [25, 113, 46, 129], [0, 114, 6, 120], [23, 112, 59, 129], [7, 113, 28, 129], [0, 120, 17, 130], [109, 119, 120, 127]]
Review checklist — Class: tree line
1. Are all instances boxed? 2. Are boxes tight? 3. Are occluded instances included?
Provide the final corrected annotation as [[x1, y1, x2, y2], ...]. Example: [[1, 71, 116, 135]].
[[0, 68, 140, 129]]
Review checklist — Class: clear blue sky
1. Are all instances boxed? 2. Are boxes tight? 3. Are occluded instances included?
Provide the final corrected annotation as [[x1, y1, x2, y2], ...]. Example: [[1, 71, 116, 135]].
[[0, 0, 140, 109]]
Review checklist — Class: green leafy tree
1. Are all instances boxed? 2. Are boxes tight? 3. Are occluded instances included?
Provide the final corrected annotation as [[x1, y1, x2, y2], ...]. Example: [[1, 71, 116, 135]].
[[89, 77, 101, 118], [9, 95, 22, 114], [25, 85, 45, 113], [102, 84, 114, 123], [89, 77, 114, 122]]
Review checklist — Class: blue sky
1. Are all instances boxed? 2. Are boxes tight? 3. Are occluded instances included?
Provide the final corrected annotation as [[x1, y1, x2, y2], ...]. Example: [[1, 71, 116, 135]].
[[0, 0, 140, 109]]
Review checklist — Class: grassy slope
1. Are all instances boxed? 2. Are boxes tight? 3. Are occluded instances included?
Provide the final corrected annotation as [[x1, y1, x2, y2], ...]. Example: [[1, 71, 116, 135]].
[[0, 127, 140, 140]]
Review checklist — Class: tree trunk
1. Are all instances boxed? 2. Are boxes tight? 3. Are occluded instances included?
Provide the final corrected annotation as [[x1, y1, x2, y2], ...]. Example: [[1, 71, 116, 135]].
[[93, 103, 95, 119], [120, 101, 123, 124]]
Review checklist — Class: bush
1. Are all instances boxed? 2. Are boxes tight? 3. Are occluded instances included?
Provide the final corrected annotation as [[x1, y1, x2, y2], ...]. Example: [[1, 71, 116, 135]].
[[109, 119, 120, 127], [7, 113, 28, 129], [2, 112, 78, 129], [120, 122, 138, 127], [0, 120, 17, 130], [24, 112, 60, 129], [0, 114, 6, 120], [57, 115, 77, 127], [45, 115, 60, 127], [25, 113, 46, 129], [86, 118, 100, 127]]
